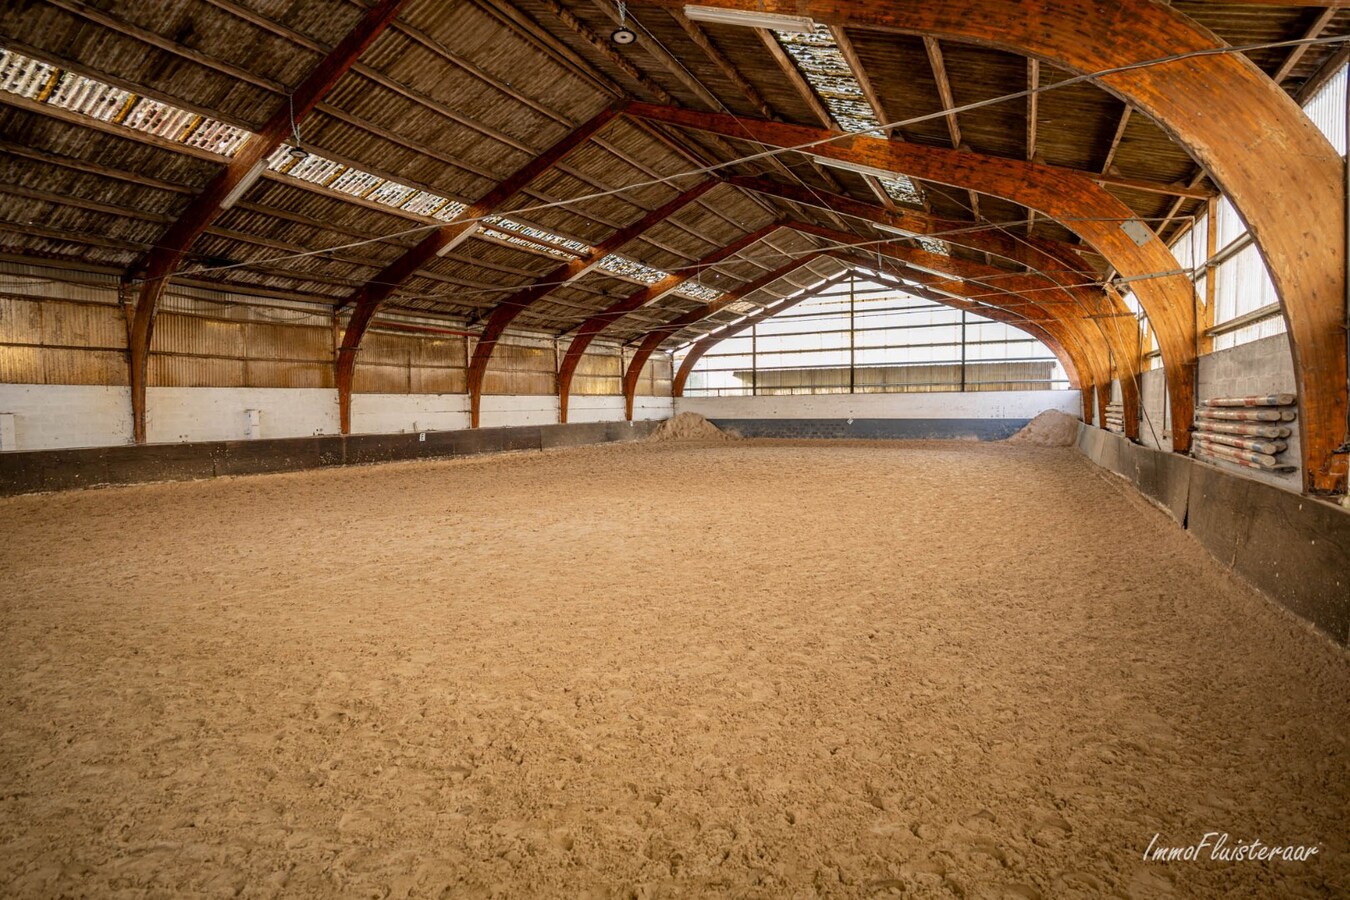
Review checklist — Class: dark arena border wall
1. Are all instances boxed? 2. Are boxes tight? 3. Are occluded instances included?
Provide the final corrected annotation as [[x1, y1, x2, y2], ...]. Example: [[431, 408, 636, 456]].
[[1075, 425, 1349, 646], [0, 421, 657, 497]]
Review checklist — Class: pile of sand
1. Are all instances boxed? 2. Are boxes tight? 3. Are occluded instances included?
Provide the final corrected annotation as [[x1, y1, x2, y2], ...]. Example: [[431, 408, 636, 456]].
[[648, 411, 736, 442], [1006, 409, 1080, 447]]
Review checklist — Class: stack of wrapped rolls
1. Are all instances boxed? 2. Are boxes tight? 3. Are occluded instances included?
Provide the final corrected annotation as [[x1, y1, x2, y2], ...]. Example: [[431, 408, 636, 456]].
[[1192, 394, 1297, 473]]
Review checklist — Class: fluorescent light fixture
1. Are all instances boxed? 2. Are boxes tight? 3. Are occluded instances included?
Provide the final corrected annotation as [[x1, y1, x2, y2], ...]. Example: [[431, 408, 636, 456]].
[[906, 262, 959, 279], [435, 222, 480, 257], [683, 5, 817, 33], [813, 156, 904, 181], [875, 223, 916, 238], [220, 160, 267, 211]]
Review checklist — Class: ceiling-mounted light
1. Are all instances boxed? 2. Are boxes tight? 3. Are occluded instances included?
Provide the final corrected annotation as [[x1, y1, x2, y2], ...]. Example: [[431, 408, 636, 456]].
[[874, 223, 916, 238], [683, 5, 816, 33], [435, 223, 481, 257], [813, 156, 902, 181], [220, 159, 267, 210], [285, 92, 309, 162], [611, 0, 637, 44]]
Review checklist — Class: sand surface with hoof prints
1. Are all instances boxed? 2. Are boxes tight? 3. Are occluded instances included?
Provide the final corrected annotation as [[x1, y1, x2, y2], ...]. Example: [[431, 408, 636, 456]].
[[1, 440, 1346, 898]]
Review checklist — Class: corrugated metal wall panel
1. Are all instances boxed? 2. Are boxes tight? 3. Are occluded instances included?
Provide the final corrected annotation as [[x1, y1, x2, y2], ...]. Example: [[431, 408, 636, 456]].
[[408, 335, 467, 368], [572, 348, 622, 396], [352, 363, 411, 394], [484, 341, 556, 395], [245, 359, 334, 389], [154, 313, 246, 359], [43, 348, 127, 385], [0, 296, 44, 345], [356, 331, 412, 367], [151, 354, 245, 387], [410, 366, 466, 394], [42, 301, 125, 349], [242, 322, 332, 361], [0, 345, 43, 383]]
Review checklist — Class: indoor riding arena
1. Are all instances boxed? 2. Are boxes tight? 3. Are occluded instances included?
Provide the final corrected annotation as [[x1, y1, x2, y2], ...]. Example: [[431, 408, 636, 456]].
[[1, 2, 1348, 898]]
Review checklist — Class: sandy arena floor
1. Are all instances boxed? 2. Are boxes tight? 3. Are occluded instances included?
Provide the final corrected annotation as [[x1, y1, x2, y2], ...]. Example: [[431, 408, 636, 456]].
[[1, 440, 1347, 898]]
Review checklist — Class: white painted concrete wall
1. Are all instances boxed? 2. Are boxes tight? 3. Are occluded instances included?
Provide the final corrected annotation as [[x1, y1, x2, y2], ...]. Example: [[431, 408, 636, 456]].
[[0, 384, 133, 451], [0, 384, 672, 450], [478, 394, 562, 428], [566, 395, 626, 423], [146, 387, 339, 443], [675, 390, 1081, 421], [350, 393, 470, 434]]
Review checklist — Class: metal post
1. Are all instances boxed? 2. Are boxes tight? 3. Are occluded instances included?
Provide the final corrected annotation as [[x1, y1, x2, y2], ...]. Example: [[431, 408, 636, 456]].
[[960, 310, 968, 392], [849, 274, 856, 394], [751, 321, 758, 396]]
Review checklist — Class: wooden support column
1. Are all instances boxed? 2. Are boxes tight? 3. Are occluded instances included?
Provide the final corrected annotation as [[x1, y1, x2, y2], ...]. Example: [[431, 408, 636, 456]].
[[633, 103, 1192, 442], [636, 0, 1347, 492], [467, 181, 717, 427], [623, 255, 826, 418], [333, 104, 624, 432], [557, 224, 781, 422], [122, 0, 410, 443]]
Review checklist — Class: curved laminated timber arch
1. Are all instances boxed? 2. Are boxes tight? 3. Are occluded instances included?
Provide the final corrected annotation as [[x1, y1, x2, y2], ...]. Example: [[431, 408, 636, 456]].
[[734, 177, 1143, 434], [464, 179, 717, 428], [630, 103, 1189, 442], [787, 222, 1115, 419], [636, 0, 1347, 493], [556, 222, 784, 422], [334, 104, 626, 434], [621, 253, 830, 418], [123, 0, 413, 445], [621, 237, 1101, 422], [669, 261, 1088, 410], [846, 252, 1099, 423]]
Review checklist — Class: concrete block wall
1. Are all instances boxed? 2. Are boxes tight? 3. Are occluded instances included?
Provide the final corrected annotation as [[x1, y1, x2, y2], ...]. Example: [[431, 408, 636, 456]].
[[1137, 368, 1170, 451], [1196, 333, 1299, 490], [1111, 334, 1299, 488]]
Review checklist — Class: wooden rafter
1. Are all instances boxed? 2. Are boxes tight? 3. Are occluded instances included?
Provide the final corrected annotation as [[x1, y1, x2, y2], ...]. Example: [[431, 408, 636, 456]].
[[635, 0, 1346, 492], [626, 100, 1198, 449], [120, 0, 411, 444], [465, 181, 717, 426], [333, 104, 624, 432], [557, 223, 782, 420], [621, 253, 827, 416]]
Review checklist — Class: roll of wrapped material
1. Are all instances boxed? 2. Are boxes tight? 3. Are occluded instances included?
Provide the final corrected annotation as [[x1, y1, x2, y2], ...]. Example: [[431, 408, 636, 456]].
[[1197, 408, 1296, 422], [1202, 393, 1295, 408], [1193, 419, 1290, 439], [1193, 429, 1286, 455]]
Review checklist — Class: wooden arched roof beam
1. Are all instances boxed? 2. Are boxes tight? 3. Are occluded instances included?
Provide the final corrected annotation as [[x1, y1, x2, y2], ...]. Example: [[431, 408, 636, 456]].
[[671, 262, 1087, 405], [840, 250, 1101, 422], [619, 235, 1101, 421], [846, 263, 1087, 401], [790, 222, 1117, 424], [631, 103, 1184, 441], [634, 0, 1346, 493], [465, 180, 718, 427], [331, 104, 625, 433], [557, 223, 785, 423], [621, 253, 830, 417], [120, 0, 411, 444], [732, 180, 1140, 434]]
